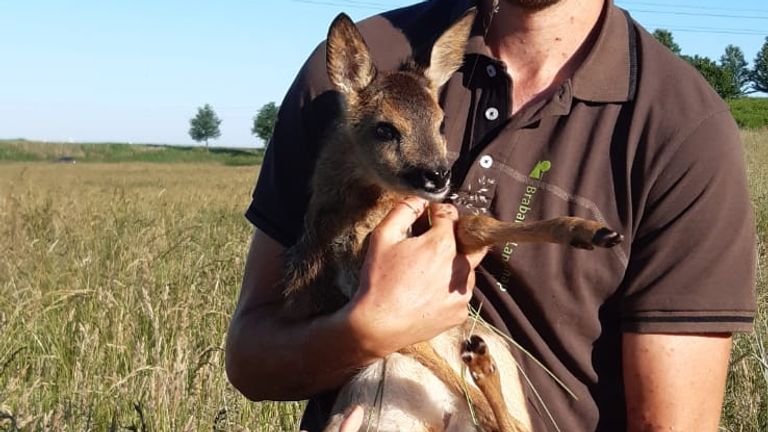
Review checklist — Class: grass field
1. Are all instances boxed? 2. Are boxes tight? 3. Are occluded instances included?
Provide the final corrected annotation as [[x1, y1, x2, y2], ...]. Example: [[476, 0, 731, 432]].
[[723, 130, 768, 430], [0, 164, 302, 430], [728, 98, 768, 130], [0, 132, 766, 430], [0, 139, 264, 166]]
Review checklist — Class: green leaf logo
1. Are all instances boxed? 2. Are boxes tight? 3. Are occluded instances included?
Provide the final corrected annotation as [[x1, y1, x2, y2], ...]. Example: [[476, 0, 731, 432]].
[[529, 160, 551, 179]]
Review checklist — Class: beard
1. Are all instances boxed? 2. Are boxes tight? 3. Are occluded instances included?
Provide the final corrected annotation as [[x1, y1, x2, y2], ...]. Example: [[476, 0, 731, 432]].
[[506, 0, 563, 10]]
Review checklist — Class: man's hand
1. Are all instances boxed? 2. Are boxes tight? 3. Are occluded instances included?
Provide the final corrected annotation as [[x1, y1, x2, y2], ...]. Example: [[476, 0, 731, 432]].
[[226, 197, 487, 401], [301, 406, 364, 432], [338, 406, 364, 432], [344, 196, 487, 358]]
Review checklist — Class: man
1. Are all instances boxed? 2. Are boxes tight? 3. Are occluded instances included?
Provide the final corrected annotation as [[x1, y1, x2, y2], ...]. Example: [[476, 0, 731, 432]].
[[226, 0, 756, 430]]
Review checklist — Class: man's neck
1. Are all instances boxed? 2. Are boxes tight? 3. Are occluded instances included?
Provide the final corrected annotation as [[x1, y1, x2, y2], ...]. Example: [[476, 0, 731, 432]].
[[483, 0, 605, 113]]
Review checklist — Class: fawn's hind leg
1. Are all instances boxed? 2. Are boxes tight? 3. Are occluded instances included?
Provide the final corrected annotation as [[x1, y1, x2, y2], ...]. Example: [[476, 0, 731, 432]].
[[456, 214, 623, 254], [461, 335, 528, 432]]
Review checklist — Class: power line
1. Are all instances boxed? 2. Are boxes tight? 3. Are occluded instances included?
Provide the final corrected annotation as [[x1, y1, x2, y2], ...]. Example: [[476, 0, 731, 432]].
[[337, 0, 401, 8], [630, 8, 768, 21], [294, 0, 768, 19], [646, 25, 767, 36], [289, 0, 386, 11], [290, 0, 768, 23], [618, 1, 768, 15], [288, 0, 768, 37], [289, 0, 415, 12]]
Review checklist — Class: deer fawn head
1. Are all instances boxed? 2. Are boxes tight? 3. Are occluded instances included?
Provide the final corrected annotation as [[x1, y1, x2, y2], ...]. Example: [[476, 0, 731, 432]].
[[326, 11, 475, 200]]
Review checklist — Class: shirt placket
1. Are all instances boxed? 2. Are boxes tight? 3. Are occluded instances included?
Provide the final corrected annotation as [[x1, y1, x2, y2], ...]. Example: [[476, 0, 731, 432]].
[[450, 56, 510, 214], [451, 52, 575, 214]]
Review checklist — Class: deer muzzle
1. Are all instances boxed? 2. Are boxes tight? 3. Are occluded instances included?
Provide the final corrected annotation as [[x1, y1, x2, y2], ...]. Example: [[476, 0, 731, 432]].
[[402, 165, 451, 199]]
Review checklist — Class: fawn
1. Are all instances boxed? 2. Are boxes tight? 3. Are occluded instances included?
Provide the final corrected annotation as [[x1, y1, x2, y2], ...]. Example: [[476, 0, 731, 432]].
[[281, 10, 622, 432]]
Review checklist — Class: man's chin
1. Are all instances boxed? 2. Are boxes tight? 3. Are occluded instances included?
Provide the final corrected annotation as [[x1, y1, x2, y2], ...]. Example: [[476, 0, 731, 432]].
[[506, 0, 562, 11]]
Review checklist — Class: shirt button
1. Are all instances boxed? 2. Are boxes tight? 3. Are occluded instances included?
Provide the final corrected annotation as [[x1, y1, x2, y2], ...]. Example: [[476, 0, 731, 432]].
[[484, 107, 499, 121], [479, 155, 493, 168], [486, 64, 497, 77]]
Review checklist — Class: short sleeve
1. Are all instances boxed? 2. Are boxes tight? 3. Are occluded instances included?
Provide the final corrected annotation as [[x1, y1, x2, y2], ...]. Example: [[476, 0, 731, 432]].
[[620, 110, 757, 333], [245, 44, 342, 247]]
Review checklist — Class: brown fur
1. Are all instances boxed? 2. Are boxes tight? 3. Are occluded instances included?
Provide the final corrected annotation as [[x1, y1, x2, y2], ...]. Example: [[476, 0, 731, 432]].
[[399, 340, 499, 430], [281, 10, 622, 432], [462, 335, 528, 432]]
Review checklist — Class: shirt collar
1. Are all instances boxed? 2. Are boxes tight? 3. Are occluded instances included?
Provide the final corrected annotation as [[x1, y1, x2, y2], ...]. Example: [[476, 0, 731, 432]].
[[459, 0, 636, 103], [571, 4, 636, 102]]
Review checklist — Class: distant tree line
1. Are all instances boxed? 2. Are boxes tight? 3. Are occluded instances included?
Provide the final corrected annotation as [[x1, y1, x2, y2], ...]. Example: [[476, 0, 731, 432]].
[[653, 30, 768, 99], [187, 102, 278, 148]]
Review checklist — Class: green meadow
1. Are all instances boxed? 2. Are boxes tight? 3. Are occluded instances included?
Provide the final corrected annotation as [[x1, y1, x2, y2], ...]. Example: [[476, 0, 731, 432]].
[[0, 134, 765, 430], [0, 139, 263, 166]]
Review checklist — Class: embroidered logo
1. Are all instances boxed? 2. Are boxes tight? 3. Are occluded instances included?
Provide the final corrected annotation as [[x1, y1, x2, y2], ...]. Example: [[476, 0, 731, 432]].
[[449, 175, 495, 215], [497, 160, 551, 292], [528, 160, 551, 180]]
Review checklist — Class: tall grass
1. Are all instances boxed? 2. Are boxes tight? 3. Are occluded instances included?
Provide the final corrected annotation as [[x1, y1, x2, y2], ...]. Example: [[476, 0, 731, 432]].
[[728, 98, 768, 130], [722, 130, 768, 431], [0, 130, 766, 430], [0, 164, 301, 430], [0, 140, 263, 166]]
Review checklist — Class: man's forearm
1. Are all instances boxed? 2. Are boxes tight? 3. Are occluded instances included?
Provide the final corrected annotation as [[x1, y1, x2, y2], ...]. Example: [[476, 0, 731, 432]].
[[623, 332, 732, 431], [225, 302, 379, 401]]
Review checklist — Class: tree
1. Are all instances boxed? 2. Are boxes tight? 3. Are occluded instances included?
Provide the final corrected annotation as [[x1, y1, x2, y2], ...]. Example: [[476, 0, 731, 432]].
[[752, 37, 768, 93], [652, 29, 681, 56], [719, 45, 749, 96], [684, 55, 740, 100], [252, 102, 279, 148], [189, 104, 221, 148]]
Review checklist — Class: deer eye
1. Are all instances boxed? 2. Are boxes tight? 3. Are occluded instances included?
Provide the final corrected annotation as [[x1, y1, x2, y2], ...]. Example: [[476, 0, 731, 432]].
[[373, 122, 400, 142]]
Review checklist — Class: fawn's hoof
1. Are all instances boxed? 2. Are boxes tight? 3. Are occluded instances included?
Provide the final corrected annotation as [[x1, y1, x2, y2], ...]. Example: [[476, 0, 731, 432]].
[[462, 335, 487, 357], [562, 218, 623, 250], [461, 335, 495, 381], [571, 227, 623, 250], [591, 228, 623, 248]]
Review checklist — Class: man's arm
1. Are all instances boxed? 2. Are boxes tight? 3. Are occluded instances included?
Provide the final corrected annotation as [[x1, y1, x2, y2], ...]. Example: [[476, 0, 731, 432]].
[[623, 332, 732, 431], [225, 198, 484, 401], [225, 228, 375, 400]]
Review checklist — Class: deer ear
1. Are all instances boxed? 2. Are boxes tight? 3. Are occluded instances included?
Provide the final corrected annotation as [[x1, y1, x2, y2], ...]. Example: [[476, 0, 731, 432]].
[[326, 13, 376, 95], [425, 9, 476, 89]]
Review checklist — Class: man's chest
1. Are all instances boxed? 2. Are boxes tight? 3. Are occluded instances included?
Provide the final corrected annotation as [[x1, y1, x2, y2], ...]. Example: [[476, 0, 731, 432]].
[[445, 98, 635, 337]]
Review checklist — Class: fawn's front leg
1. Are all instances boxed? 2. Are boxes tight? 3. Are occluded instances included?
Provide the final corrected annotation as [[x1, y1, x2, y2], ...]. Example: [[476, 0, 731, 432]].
[[455, 214, 623, 254]]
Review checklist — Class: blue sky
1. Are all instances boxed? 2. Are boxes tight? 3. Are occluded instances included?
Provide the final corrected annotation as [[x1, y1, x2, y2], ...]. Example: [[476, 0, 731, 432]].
[[1, 0, 766, 148]]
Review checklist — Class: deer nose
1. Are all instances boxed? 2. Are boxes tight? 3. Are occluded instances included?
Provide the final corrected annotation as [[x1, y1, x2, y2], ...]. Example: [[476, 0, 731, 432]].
[[403, 165, 451, 195], [421, 167, 451, 193]]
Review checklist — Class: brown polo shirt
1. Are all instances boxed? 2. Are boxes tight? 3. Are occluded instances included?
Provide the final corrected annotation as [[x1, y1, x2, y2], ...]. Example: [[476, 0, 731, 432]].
[[246, 0, 757, 430]]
